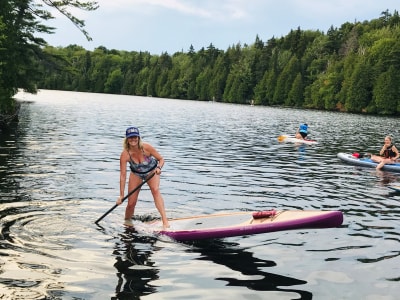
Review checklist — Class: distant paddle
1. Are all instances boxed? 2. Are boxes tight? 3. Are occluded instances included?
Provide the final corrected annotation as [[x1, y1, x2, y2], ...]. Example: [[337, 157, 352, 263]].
[[278, 135, 295, 142], [94, 172, 155, 224], [277, 135, 288, 142]]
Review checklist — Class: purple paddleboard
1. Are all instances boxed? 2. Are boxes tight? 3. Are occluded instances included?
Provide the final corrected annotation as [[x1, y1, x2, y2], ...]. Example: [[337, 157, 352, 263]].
[[148, 210, 343, 241]]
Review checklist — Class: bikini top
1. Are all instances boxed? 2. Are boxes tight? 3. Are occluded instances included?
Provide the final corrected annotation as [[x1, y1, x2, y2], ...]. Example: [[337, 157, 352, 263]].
[[128, 150, 158, 174]]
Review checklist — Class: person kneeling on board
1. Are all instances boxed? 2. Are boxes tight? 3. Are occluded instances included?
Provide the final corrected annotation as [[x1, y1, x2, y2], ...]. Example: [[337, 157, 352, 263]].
[[295, 123, 308, 140], [371, 136, 399, 170], [116, 126, 169, 228]]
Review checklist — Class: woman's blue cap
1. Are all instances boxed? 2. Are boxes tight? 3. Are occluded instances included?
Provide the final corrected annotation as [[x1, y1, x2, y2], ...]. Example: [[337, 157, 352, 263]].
[[126, 126, 140, 138]]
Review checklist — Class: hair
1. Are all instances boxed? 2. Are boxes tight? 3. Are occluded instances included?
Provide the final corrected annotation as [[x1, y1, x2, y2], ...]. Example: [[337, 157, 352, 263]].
[[123, 137, 143, 151]]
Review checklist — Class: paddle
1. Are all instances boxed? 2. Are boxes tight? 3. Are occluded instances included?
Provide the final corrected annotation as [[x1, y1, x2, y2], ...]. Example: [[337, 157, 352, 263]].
[[94, 172, 156, 224], [277, 135, 288, 142]]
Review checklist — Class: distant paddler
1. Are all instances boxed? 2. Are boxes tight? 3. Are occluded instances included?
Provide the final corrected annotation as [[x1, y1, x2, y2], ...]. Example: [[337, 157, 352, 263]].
[[295, 123, 308, 140]]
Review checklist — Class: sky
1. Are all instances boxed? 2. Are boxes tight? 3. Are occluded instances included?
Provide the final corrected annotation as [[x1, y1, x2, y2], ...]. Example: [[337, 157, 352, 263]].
[[40, 0, 399, 55]]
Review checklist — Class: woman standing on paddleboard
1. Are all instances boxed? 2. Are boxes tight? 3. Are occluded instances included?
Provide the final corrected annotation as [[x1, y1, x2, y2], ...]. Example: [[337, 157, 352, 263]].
[[371, 136, 399, 170], [116, 126, 169, 228]]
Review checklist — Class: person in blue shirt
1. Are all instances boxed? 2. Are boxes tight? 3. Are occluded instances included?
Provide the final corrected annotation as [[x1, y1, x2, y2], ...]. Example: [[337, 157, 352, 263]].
[[295, 123, 308, 140]]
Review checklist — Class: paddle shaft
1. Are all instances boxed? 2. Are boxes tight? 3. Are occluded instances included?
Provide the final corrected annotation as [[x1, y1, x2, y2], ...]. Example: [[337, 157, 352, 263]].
[[94, 172, 156, 224]]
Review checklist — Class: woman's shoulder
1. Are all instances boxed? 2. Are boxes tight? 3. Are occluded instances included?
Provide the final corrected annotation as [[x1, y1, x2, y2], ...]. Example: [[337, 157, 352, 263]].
[[120, 149, 130, 160], [142, 142, 157, 155], [142, 142, 154, 149]]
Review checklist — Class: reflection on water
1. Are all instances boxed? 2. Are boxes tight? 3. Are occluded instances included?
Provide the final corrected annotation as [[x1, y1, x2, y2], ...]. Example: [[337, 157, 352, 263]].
[[192, 239, 312, 299], [112, 229, 313, 299], [113, 230, 159, 299], [0, 90, 399, 299]]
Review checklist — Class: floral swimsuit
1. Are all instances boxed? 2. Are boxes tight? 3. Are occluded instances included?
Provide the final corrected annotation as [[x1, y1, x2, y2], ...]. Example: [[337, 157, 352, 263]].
[[128, 150, 158, 180]]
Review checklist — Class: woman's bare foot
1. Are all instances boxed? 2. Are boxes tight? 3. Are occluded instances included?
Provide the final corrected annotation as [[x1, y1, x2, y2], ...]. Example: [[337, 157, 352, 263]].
[[124, 219, 133, 227]]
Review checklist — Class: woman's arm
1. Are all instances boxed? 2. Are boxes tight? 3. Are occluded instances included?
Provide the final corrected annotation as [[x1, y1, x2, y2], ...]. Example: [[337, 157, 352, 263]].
[[392, 146, 400, 160], [119, 152, 127, 197], [379, 145, 386, 156]]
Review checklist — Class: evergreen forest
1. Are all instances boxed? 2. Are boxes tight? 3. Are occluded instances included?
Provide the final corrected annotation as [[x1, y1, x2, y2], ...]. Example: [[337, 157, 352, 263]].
[[38, 10, 400, 115], [2, 1, 400, 124]]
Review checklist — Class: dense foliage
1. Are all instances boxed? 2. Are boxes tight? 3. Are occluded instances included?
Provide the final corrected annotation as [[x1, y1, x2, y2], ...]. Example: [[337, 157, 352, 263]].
[[0, 0, 98, 126], [1, 3, 400, 117], [37, 10, 400, 115]]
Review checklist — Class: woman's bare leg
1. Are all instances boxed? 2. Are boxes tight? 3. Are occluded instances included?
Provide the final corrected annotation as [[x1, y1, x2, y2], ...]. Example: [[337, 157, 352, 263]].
[[125, 175, 142, 220], [147, 175, 169, 228]]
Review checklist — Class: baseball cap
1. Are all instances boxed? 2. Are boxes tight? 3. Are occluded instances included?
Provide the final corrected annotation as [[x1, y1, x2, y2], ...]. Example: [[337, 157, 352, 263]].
[[126, 126, 140, 138]]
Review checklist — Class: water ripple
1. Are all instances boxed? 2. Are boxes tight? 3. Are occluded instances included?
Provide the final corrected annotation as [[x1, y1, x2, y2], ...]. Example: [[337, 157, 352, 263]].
[[0, 91, 399, 299]]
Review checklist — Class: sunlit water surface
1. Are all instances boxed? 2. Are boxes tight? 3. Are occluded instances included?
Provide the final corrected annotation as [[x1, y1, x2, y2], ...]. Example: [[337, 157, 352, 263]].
[[0, 90, 399, 299]]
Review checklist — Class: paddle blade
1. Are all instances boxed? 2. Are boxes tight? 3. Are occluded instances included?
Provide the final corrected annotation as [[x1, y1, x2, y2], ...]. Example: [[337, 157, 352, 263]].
[[277, 135, 287, 142], [94, 172, 156, 225]]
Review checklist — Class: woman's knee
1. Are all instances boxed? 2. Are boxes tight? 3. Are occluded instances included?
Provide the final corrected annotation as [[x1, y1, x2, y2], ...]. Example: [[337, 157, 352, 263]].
[[150, 187, 161, 197], [127, 195, 138, 205]]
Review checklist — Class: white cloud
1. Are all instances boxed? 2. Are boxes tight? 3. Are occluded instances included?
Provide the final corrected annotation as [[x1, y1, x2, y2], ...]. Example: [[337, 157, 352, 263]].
[[37, 0, 400, 54], [95, 0, 251, 20]]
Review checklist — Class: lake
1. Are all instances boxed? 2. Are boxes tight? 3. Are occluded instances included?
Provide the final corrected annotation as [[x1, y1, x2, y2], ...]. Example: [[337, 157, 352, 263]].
[[0, 90, 399, 299]]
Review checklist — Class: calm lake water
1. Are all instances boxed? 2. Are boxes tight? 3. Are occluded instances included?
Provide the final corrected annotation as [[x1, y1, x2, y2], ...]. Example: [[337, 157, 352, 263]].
[[0, 90, 399, 299]]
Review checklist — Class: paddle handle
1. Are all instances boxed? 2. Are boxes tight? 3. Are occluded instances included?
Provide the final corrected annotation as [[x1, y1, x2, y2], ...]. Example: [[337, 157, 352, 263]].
[[94, 172, 156, 224]]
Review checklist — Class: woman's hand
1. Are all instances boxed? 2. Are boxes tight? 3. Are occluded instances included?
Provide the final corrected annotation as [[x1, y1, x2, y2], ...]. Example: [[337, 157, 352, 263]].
[[380, 145, 387, 155], [116, 196, 123, 205], [155, 165, 162, 175]]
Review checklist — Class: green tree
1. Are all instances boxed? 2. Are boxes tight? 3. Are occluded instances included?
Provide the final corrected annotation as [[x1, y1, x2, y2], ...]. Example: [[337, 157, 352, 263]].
[[273, 55, 299, 105], [373, 66, 399, 114], [322, 68, 343, 110], [0, 0, 98, 127], [308, 59, 343, 110], [134, 67, 150, 96], [307, 76, 325, 109], [208, 50, 228, 101], [287, 73, 304, 107], [345, 58, 373, 113], [223, 55, 252, 104], [104, 69, 123, 94]]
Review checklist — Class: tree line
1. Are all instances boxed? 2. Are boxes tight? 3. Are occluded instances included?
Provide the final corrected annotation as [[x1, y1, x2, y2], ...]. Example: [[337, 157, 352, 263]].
[[37, 10, 400, 115], [1, 2, 400, 126]]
